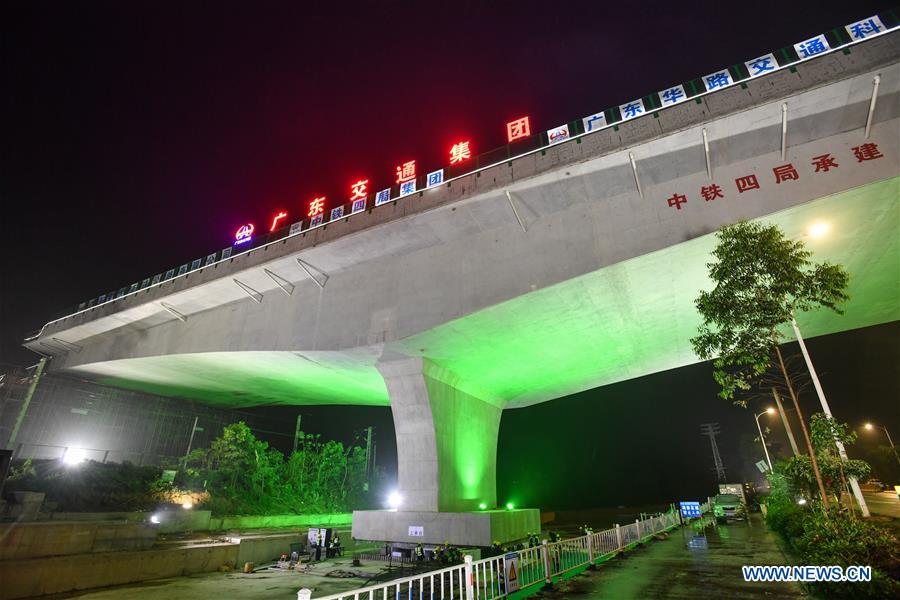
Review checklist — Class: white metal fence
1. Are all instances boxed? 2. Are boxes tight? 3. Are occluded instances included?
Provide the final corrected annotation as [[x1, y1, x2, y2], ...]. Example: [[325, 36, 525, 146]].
[[306, 507, 693, 600]]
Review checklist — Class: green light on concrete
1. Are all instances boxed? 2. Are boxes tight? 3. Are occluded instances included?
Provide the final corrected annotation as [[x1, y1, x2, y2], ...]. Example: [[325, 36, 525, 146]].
[[479, 502, 487, 510], [506, 502, 514, 510]]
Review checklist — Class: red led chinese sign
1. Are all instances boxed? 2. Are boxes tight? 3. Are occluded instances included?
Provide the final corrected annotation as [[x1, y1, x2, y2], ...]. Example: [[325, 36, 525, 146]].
[[396, 160, 416, 184], [235, 223, 254, 245], [506, 117, 531, 142], [450, 141, 472, 164], [308, 197, 326, 217], [270, 210, 288, 231], [350, 179, 368, 200]]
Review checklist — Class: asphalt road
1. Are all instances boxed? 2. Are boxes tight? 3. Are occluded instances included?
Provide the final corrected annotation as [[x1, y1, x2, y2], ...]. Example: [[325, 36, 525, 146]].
[[862, 490, 900, 518], [539, 515, 807, 600]]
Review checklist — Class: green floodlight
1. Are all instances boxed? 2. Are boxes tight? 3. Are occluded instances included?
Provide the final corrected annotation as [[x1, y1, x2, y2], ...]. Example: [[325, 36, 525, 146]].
[[506, 502, 514, 510], [478, 502, 488, 510]]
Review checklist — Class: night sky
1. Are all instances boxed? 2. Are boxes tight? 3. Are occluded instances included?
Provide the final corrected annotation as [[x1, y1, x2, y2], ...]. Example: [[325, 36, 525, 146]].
[[2, 2, 897, 506]]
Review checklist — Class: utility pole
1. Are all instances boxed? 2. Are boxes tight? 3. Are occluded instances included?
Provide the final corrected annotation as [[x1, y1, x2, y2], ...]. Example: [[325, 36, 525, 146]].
[[791, 317, 869, 517], [772, 388, 800, 456], [364, 426, 373, 492], [293, 414, 303, 454], [7, 358, 46, 450], [184, 416, 199, 456], [700, 423, 726, 482]]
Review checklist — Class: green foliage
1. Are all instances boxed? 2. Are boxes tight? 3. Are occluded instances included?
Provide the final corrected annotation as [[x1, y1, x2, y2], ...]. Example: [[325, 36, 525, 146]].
[[179, 422, 372, 515], [5, 459, 169, 512], [781, 414, 871, 502], [766, 472, 900, 598], [691, 221, 849, 402]]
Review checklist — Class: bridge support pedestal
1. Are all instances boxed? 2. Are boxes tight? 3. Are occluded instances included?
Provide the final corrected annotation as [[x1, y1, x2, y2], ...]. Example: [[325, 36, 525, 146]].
[[351, 356, 539, 546]]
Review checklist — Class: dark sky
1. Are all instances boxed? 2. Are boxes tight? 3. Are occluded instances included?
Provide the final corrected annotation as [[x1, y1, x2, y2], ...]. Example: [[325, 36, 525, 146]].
[[2, 0, 896, 364]]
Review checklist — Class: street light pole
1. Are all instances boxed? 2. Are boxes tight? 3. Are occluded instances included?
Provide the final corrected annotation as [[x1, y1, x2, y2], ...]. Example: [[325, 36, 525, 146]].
[[865, 423, 900, 466], [755, 409, 774, 473], [792, 316, 870, 517]]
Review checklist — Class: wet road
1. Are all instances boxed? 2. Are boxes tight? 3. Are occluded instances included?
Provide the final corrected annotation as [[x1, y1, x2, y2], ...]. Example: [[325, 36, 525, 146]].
[[543, 515, 807, 600]]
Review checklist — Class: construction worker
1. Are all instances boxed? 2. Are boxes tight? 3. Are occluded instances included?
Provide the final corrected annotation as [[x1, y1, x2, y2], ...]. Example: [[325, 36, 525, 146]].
[[414, 543, 425, 562]]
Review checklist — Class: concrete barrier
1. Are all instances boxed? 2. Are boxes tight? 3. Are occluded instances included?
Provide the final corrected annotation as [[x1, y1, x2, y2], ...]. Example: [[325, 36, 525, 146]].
[[0, 542, 239, 600], [234, 532, 306, 565], [0, 521, 157, 560]]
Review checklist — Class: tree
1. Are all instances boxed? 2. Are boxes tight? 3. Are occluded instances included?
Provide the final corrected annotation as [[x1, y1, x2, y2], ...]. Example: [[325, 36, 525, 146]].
[[783, 414, 871, 507], [180, 422, 372, 515], [691, 221, 850, 507]]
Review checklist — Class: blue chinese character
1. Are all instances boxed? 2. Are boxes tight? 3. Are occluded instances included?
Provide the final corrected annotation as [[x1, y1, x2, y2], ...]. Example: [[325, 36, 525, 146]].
[[621, 102, 643, 118], [584, 114, 605, 131], [375, 189, 391, 205], [661, 87, 684, 105], [705, 72, 731, 90], [400, 181, 416, 196], [330, 206, 344, 220], [797, 37, 827, 58], [849, 19, 880, 40], [427, 170, 443, 187], [747, 56, 775, 76], [310, 214, 323, 227], [352, 198, 366, 213]]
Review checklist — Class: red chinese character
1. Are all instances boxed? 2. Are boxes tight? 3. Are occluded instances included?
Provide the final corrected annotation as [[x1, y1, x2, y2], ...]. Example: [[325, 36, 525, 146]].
[[773, 163, 799, 184], [269, 210, 288, 231], [667, 193, 687, 210], [506, 116, 531, 142], [700, 184, 724, 202], [350, 179, 368, 200], [308, 197, 325, 217], [811, 154, 839, 172], [396, 160, 416, 184], [450, 141, 472, 164], [852, 143, 883, 162], [735, 174, 760, 193]]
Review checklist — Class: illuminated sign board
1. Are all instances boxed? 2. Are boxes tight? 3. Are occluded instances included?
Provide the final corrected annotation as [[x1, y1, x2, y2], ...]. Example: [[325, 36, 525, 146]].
[[506, 116, 530, 142], [235, 223, 254, 245], [375, 188, 392, 206], [619, 99, 646, 121], [450, 141, 472, 164], [583, 113, 606, 133], [270, 210, 288, 231]]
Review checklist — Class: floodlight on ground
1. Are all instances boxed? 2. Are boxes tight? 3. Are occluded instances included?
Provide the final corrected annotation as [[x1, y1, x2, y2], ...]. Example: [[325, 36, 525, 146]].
[[150, 514, 161, 524], [182, 502, 193, 509], [62, 447, 87, 466], [797, 498, 807, 505], [505, 502, 514, 510], [478, 502, 487, 510], [387, 491, 402, 510]]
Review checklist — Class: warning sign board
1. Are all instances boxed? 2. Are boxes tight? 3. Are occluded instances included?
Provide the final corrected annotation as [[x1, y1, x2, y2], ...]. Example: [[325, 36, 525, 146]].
[[504, 552, 520, 593]]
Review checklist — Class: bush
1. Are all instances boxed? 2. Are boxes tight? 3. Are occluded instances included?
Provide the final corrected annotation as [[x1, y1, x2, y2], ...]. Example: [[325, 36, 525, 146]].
[[5, 459, 169, 512]]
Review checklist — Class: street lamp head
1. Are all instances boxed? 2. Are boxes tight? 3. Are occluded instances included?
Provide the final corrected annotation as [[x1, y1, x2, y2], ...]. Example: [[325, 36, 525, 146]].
[[864, 423, 874, 431], [766, 407, 776, 415], [808, 222, 830, 238]]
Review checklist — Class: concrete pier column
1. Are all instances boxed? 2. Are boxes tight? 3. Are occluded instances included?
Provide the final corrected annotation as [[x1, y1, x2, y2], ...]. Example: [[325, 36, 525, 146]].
[[377, 356, 502, 512]]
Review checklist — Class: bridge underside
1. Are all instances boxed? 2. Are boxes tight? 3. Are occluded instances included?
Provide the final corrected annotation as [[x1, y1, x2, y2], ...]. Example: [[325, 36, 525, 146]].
[[71, 177, 899, 410]]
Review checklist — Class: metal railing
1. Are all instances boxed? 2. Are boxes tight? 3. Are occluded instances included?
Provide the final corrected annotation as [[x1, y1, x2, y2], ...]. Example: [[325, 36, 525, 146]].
[[306, 507, 693, 600]]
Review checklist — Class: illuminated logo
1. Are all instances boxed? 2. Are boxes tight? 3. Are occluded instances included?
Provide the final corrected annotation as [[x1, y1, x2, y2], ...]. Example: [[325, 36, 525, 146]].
[[506, 116, 530, 142], [270, 210, 288, 231], [235, 223, 254, 245]]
